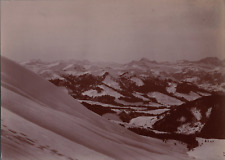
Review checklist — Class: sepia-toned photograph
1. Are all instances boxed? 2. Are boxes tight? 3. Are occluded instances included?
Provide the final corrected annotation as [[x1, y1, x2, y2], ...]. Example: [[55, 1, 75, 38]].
[[1, 0, 225, 160]]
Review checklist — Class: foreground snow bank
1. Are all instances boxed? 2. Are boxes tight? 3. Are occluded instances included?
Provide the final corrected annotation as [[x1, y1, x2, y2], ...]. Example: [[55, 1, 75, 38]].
[[188, 138, 225, 160]]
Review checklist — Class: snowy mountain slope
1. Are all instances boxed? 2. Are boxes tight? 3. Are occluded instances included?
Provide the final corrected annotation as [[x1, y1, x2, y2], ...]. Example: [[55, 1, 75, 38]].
[[1, 57, 191, 160], [153, 95, 225, 138], [2, 107, 115, 160]]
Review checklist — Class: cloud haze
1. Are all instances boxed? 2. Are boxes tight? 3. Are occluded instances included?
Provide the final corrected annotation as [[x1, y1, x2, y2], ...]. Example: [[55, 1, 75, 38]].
[[1, 0, 225, 62]]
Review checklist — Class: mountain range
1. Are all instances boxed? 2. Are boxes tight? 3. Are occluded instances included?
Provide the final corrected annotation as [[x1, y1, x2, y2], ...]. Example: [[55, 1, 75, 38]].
[[21, 57, 225, 142]]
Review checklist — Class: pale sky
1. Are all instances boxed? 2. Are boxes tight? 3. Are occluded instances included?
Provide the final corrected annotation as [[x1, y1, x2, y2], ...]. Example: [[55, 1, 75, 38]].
[[1, 0, 225, 63]]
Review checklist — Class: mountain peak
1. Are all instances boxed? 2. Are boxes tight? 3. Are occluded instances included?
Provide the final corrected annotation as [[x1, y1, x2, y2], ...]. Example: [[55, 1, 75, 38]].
[[140, 57, 150, 62], [197, 57, 222, 65], [139, 58, 157, 64], [21, 59, 44, 65]]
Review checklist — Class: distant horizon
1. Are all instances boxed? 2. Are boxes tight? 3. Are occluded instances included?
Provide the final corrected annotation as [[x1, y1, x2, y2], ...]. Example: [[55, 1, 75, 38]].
[[14, 55, 224, 64]]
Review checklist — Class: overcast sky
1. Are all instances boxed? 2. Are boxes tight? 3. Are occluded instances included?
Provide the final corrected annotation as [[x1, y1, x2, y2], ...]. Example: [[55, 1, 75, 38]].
[[1, 0, 225, 63]]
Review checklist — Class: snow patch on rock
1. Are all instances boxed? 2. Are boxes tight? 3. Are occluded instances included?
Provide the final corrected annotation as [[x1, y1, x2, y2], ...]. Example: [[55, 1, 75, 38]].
[[174, 91, 201, 101], [177, 122, 205, 134], [82, 85, 123, 98], [166, 83, 177, 94], [147, 92, 183, 107], [129, 116, 159, 129], [103, 75, 121, 90], [82, 89, 106, 97], [178, 116, 186, 123], [133, 92, 149, 101], [191, 108, 202, 121], [206, 107, 212, 118], [130, 77, 144, 86]]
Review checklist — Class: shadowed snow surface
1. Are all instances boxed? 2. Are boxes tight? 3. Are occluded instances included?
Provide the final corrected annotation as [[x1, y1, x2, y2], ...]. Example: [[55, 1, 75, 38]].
[[1, 57, 191, 160]]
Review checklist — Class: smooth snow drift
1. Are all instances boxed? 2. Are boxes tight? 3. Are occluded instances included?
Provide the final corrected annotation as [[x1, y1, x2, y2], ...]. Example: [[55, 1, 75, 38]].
[[1, 57, 190, 160]]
